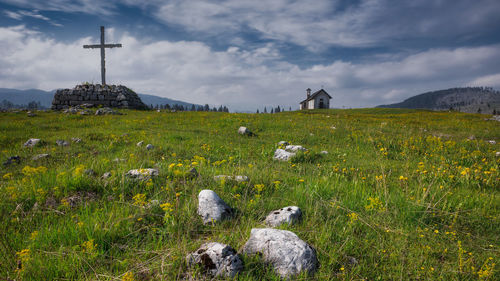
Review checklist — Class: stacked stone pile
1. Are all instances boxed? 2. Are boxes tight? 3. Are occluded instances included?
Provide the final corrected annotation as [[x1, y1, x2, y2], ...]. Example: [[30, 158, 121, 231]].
[[52, 84, 148, 110]]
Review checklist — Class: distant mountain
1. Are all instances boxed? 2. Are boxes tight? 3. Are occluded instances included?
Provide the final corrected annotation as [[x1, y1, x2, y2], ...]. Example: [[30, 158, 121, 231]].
[[0, 88, 199, 109], [377, 87, 500, 114], [0, 88, 54, 108], [138, 93, 200, 109]]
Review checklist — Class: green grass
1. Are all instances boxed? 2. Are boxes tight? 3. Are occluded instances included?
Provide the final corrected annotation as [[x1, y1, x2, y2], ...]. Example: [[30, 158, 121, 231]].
[[0, 109, 498, 280]]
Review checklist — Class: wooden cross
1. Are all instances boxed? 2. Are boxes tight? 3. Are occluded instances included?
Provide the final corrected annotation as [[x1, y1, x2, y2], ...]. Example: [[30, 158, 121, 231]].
[[83, 26, 122, 85]]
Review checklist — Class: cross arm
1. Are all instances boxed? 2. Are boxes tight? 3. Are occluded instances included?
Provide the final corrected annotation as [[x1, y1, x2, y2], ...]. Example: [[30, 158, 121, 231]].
[[83, 44, 123, 49]]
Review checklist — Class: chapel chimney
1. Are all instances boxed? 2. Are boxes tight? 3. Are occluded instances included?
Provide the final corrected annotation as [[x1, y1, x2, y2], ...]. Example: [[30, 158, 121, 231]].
[[306, 88, 311, 98]]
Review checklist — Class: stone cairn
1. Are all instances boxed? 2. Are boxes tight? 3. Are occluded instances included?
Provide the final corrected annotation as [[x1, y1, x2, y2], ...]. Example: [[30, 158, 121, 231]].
[[51, 84, 148, 110]]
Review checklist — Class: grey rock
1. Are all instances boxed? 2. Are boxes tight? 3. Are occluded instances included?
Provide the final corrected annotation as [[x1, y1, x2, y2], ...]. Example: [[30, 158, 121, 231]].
[[213, 175, 248, 183], [320, 150, 328, 154], [84, 169, 96, 176], [189, 168, 198, 177], [71, 138, 82, 143], [197, 190, 233, 224], [242, 228, 318, 278], [488, 115, 500, 122], [136, 141, 144, 147], [24, 138, 41, 147], [186, 242, 243, 278], [265, 206, 302, 227], [238, 126, 253, 136], [285, 145, 307, 152], [113, 158, 126, 162], [273, 149, 296, 161], [95, 107, 122, 115], [3, 155, 20, 166], [147, 199, 160, 208], [214, 175, 232, 181], [126, 168, 159, 180], [56, 140, 69, 146], [278, 141, 289, 146], [27, 111, 36, 117], [234, 175, 249, 182], [146, 144, 154, 150], [496, 151, 500, 157], [102, 172, 112, 179], [488, 140, 496, 144], [32, 154, 50, 161]]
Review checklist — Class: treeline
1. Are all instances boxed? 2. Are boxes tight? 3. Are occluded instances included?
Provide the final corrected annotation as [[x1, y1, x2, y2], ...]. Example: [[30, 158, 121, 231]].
[[256, 106, 292, 113], [150, 103, 229, 112], [0, 100, 45, 110]]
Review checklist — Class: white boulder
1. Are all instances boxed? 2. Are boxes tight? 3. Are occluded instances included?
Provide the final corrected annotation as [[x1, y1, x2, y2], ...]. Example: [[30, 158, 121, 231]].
[[126, 168, 159, 180], [273, 149, 296, 161], [265, 206, 302, 227], [24, 138, 41, 147], [186, 242, 243, 278], [242, 228, 318, 278], [197, 190, 233, 224]]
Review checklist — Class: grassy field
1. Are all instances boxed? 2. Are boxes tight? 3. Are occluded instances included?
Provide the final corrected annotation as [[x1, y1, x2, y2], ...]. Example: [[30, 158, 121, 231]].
[[0, 108, 498, 280]]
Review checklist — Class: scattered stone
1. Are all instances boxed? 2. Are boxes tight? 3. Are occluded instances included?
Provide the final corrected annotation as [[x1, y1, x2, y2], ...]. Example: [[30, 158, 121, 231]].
[[242, 228, 318, 278], [147, 199, 160, 208], [189, 168, 199, 177], [264, 206, 302, 227], [95, 107, 122, 115], [137, 141, 144, 147], [285, 145, 307, 152], [496, 151, 500, 157], [71, 137, 82, 143], [186, 242, 243, 278], [330, 126, 336, 130], [27, 111, 36, 117], [146, 144, 154, 150], [278, 141, 289, 146], [126, 168, 159, 180], [56, 140, 69, 146], [468, 135, 476, 140], [238, 126, 254, 136], [320, 151, 328, 154], [273, 149, 296, 161], [3, 156, 20, 166], [32, 154, 50, 161], [63, 107, 79, 114], [113, 158, 126, 162], [61, 192, 97, 208], [213, 175, 249, 183], [102, 172, 112, 179], [24, 138, 41, 147], [79, 110, 91, 115], [197, 190, 233, 224], [84, 169, 96, 176], [234, 175, 249, 182], [488, 115, 500, 122], [214, 175, 232, 181], [488, 140, 496, 144], [345, 256, 359, 266]]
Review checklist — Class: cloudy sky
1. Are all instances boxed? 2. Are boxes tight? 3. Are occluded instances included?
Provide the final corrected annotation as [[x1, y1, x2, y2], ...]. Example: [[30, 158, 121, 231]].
[[1, 0, 500, 111]]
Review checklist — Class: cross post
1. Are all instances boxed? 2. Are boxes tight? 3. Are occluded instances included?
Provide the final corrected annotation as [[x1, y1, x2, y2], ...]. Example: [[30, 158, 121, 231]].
[[83, 26, 122, 85]]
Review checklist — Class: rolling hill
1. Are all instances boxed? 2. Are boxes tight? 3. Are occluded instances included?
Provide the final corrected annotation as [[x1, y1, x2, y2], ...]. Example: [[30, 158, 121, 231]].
[[377, 87, 500, 114]]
